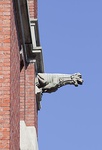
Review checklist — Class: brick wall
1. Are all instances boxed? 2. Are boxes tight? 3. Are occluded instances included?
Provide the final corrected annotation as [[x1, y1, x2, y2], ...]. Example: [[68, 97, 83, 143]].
[[25, 64, 38, 130], [20, 64, 38, 132], [0, 0, 11, 149], [10, 0, 20, 149], [20, 68, 25, 121], [0, 0, 38, 149], [0, 0, 20, 149], [20, 0, 38, 132], [28, 0, 37, 18]]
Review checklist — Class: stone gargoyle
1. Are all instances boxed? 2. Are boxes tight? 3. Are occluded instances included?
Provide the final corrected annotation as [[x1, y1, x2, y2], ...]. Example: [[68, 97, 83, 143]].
[[35, 72, 83, 94]]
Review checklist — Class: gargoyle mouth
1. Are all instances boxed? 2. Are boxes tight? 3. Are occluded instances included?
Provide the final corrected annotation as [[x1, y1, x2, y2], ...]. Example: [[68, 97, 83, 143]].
[[77, 79, 83, 85]]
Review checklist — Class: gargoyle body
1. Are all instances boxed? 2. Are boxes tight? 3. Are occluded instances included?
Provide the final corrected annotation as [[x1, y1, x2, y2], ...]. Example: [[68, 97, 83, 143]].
[[36, 73, 83, 93]]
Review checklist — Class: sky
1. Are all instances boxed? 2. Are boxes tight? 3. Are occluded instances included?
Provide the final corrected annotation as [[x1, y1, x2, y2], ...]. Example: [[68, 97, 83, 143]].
[[38, 0, 102, 150]]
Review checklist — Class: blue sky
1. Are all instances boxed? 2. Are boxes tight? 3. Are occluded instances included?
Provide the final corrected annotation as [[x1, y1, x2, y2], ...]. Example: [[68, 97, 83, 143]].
[[38, 0, 102, 149]]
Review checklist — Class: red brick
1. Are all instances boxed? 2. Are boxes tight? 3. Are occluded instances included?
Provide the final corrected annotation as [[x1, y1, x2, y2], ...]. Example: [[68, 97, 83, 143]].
[[28, 0, 37, 18], [0, 0, 38, 149]]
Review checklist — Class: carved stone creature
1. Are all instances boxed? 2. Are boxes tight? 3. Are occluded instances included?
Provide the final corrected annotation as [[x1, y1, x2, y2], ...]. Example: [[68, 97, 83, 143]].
[[36, 73, 83, 93]]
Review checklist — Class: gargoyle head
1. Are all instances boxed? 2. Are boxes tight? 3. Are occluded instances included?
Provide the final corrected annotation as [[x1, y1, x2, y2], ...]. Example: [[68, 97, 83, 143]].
[[72, 73, 83, 87]]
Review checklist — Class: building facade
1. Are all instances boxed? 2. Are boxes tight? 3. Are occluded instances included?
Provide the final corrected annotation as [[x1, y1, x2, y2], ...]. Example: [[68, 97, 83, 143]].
[[0, 0, 44, 149]]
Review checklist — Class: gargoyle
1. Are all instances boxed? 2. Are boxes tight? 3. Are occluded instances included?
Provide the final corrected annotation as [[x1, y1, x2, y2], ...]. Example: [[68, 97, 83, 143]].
[[35, 73, 83, 93]]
